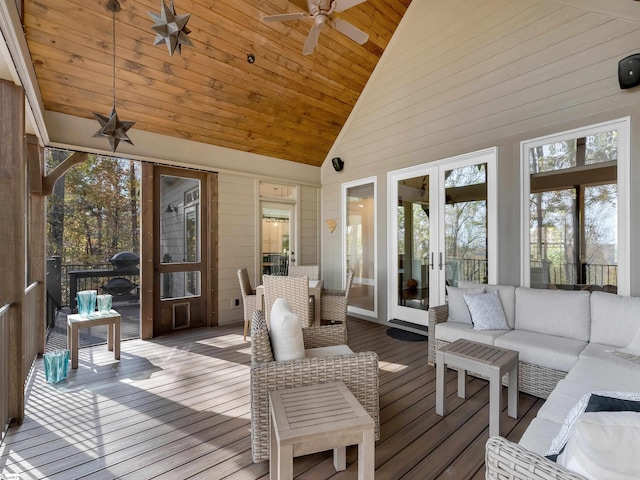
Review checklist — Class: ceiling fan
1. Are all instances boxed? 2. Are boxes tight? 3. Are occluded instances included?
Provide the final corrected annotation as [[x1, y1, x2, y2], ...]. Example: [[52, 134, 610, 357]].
[[263, 0, 369, 55]]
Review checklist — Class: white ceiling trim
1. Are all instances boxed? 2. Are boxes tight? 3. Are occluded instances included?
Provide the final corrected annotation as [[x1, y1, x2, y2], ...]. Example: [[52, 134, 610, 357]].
[[545, 0, 640, 24], [0, 0, 49, 144]]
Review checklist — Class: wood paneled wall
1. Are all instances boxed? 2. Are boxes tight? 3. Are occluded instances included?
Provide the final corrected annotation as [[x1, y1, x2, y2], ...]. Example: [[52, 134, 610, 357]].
[[322, 0, 640, 316]]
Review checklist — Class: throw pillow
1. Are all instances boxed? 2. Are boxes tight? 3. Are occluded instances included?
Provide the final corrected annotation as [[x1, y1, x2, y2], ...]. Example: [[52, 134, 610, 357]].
[[250, 310, 274, 363], [546, 391, 640, 462], [269, 298, 305, 362], [557, 411, 640, 480], [446, 285, 485, 324], [463, 290, 509, 330]]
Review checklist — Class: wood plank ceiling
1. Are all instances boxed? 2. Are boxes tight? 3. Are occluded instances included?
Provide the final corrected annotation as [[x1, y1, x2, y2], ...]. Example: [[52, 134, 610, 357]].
[[23, 0, 411, 166]]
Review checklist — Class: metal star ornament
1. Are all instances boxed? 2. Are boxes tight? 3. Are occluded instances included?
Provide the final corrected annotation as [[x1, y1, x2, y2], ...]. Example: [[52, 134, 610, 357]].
[[149, 0, 193, 56], [93, 106, 135, 152]]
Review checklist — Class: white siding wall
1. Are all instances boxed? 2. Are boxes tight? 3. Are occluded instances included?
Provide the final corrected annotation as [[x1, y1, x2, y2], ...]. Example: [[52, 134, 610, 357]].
[[298, 185, 320, 267], [322, 0, 640, 321], [218, 174, 320, 325]]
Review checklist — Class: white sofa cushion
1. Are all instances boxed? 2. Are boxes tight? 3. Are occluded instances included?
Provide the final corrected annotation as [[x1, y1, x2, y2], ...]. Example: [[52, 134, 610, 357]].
[[537, 379, 596, 424], [269, 298, 305, 361], [515, 287, 591, 341], [494, 330, 585, 372], [459, 282, 516, 328], [519, 417, 563, 456], [305, 345, 353, 357], [435, 321, 509, 346], [590, 291, 640, 347], [447, 285, 484, 324], [568, 349, 640, 390]]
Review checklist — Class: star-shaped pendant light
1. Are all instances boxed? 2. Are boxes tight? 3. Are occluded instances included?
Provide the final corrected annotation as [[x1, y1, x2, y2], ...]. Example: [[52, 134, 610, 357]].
[[94, 107, 135, 152], [93, 0, 135, 153], [149, 0, 193, 56]]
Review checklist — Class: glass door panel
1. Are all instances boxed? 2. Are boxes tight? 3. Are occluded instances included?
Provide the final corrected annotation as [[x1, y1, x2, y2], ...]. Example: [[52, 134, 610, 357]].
[[261, 203, 294, 276], [443, 164, 488, 288], [345, 181, 376, 314], [397, 175, 431, 315]]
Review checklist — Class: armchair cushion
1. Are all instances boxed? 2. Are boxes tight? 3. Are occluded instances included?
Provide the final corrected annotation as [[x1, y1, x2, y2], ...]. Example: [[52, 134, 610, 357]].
[[306, 345, 353, 358], [269, 298, 305, 361]]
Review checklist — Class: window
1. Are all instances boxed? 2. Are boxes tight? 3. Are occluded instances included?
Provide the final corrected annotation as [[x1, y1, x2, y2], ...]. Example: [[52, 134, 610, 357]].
[[343, 178, 377, 315], [521, 119, 630, 295]]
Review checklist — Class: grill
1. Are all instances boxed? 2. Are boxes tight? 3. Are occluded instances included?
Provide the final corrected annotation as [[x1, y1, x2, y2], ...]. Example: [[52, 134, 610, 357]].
[[109, 251, 139, 270], [103, 277, 137, 296]]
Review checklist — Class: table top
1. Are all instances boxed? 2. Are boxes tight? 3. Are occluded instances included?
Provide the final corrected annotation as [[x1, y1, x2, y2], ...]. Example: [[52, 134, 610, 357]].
[[269, 382, 373, 444], [440, 338, 518, 367], [67, 309, 121, 322]]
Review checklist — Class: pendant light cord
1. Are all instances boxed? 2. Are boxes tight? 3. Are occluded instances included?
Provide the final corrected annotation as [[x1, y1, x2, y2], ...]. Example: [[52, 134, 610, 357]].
[[112, 7, 116, 107]]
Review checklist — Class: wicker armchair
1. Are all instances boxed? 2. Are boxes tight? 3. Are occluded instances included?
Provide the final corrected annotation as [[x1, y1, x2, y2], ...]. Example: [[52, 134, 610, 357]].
[[288, 264, 320, 280], [249, 310, 380, 463], [262, 274, 313, 328], [237, 267, 257, 341], [485, 437, 587, 480], [321, 269, 354, 325]]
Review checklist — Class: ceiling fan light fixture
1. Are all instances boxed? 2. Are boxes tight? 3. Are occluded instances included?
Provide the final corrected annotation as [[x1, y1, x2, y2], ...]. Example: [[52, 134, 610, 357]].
[[262, 0, 369, 55]]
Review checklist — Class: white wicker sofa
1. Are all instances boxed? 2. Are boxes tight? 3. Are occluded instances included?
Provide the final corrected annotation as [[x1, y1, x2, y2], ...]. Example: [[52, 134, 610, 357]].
[[427, 285, 640, 480]]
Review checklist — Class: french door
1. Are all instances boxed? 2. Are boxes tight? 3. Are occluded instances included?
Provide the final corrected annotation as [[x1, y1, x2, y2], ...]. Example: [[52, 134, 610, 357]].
[[388, 148, 497, 326]]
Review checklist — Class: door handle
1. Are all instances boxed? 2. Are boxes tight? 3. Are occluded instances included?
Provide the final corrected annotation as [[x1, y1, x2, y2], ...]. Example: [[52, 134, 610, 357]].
[[430, 252, 434, 270], [439, 252, 443, 271]]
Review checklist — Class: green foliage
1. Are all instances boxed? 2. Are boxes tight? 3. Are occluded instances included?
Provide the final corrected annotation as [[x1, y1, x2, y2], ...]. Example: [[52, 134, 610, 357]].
[[46, 149, 140, 265]]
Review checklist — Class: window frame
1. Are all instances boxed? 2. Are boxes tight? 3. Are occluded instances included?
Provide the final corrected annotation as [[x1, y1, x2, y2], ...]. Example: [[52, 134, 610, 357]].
[[520, 117, 630, 295]]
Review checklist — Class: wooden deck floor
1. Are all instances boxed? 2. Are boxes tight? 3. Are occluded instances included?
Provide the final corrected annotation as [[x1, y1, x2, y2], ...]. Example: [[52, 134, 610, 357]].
[[0, 318, 543, 479]]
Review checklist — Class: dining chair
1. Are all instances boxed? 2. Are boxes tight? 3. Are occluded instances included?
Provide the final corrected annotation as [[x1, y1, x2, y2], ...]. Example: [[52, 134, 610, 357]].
[[288, 264, 320, 280], [237, 267, 257, 341], [262, 275, 313, 328], [321, 269, 354, 326]]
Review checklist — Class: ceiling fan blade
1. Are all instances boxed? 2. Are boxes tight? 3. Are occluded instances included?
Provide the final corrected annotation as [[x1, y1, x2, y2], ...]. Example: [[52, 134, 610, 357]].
[[302, 24, 322, 55], [331, 18, 369, 45], [333, 0, 367, 13], [262, 12, 307, 23]]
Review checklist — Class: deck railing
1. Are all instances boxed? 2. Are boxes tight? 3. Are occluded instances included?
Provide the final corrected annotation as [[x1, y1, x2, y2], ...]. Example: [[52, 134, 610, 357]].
[[1, 302, 10, 445]]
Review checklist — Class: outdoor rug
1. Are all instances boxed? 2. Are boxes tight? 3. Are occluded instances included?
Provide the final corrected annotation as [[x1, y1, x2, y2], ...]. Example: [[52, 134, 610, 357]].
[[386, 327, 428, 342]]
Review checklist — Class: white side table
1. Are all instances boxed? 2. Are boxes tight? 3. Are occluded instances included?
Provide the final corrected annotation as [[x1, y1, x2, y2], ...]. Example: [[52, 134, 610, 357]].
[[435, 338, 518, 437], [67, 309, 121, 369], [269, 382, 374, 480]]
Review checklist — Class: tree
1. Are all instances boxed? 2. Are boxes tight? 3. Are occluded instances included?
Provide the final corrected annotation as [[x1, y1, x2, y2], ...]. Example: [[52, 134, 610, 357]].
[[46, 149, 140, 266]]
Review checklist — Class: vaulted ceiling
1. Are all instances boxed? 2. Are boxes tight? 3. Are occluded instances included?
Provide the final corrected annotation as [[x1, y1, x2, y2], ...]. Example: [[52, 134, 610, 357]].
[[23, 0, 411, 166]]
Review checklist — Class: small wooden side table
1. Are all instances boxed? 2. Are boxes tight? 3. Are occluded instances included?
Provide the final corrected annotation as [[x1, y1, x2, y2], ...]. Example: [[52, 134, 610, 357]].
[[269, 382, 374, 480], [435, 339, 518, 437], [67, 309, 121, 369]]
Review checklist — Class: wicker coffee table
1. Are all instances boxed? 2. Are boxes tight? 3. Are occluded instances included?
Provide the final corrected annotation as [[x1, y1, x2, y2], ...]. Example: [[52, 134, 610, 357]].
[[435, 338, 518, 437], [269, 382, 374, 480]]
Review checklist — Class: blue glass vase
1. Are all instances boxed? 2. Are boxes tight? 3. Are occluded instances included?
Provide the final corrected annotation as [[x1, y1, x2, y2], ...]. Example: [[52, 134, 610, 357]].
[[43, 349, 70, 383], [77, 290, 97, 317]]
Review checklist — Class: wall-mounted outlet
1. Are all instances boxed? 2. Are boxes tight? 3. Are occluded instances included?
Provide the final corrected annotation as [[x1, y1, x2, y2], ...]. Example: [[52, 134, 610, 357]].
[[232, 298, 241, 309]]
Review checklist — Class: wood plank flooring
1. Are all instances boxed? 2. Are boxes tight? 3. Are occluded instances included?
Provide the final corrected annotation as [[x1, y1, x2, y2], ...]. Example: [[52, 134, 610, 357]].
[[0, 318, 543, 479]]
